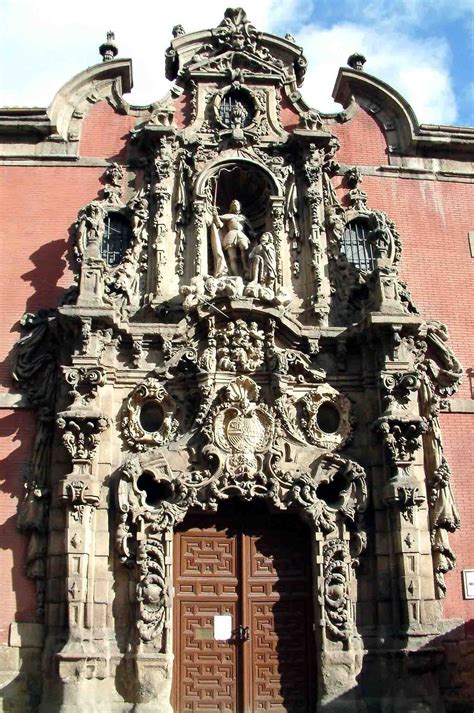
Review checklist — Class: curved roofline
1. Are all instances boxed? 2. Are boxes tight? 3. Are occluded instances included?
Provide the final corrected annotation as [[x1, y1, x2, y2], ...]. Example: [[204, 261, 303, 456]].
[[47, 59, 133, 139], [332, 67, 474, 154]]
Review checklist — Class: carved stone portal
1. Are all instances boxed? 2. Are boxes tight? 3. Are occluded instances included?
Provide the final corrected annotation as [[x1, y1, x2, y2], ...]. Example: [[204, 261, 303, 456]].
[[9, 7, 465, 713]]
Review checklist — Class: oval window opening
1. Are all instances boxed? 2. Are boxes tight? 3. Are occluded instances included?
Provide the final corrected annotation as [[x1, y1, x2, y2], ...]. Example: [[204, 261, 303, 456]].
[[316, 402, 340, 434], [137, 472, 173, 507], [140, 402, 163, 433]]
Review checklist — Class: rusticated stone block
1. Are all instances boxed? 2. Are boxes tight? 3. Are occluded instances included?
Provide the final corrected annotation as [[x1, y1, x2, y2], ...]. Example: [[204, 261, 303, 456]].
[[8, 623, 44, 648], [0, 645, 19, 671]]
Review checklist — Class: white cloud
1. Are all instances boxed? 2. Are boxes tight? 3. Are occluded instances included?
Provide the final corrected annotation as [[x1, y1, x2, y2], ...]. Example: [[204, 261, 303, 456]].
[[0, 0, 300, 106], [0, 0, 462, 124], [296, 22, 458, 124]]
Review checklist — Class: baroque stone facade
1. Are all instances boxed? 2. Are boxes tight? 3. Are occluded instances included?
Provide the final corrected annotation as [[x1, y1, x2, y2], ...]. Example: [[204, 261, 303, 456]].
[[1, 7, 474, 713]]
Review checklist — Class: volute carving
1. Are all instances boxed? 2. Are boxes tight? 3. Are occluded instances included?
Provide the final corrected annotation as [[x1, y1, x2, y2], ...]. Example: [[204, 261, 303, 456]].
[[416, 321, 462, 596], [323, 539, 352, 641], [12, 309, 61, 616], [115, 362, 368, 648]]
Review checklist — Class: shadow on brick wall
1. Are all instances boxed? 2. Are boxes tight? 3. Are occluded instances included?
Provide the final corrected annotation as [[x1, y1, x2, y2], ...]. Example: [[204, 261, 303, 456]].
[[20, 239, 67, 314]]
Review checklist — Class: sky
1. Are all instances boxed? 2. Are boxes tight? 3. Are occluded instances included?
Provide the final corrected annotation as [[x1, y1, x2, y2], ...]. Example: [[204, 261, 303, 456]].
[[0, 0, 473, 126]]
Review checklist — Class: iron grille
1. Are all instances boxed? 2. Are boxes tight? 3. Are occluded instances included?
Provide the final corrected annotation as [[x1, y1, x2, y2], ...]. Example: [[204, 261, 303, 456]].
[[219, 91, 253, 128], [341, 220, 375, 272], [101, 213, 131, 266]]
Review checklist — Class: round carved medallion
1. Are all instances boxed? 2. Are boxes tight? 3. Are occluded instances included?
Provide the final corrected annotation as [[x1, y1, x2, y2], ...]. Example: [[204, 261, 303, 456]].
[[121, 378, 179, 450], [300, 386, 352, 450]]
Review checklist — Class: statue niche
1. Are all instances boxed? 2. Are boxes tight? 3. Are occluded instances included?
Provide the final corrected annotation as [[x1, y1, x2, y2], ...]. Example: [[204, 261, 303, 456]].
[[183, 162, 283, 307], [210, 199, 278, 294], [182, 162, 290, 309]]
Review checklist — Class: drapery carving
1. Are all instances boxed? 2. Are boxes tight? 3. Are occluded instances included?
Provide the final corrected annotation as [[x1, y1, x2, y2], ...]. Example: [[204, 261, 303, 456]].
[[12, 310, 61, 616], [417, 321, 463, 596]]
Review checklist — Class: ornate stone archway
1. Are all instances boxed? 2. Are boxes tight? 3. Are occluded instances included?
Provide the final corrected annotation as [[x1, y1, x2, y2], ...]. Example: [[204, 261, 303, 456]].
[[115, 371, 367, 711]]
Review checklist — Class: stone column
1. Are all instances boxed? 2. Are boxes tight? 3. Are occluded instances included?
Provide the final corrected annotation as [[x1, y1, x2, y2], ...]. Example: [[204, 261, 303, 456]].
[[45, 365, 110, 712], [375, 372, 429, 634], [151, 141, 172, 299], [115, 456, 193, 712], [315, 528, 363, 712], [192, 198, 207, 277]]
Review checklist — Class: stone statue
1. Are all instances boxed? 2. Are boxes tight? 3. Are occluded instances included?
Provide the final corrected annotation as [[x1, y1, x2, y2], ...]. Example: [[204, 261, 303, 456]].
[[248, 232, 277, 291], [210, 199, 254, 277], [76, 201, 106, 261], [229, 101, 247, 129]]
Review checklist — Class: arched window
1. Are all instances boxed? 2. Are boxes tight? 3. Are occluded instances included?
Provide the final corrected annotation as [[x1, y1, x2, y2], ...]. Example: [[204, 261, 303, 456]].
[[101, 212, 132, 266], [341, 219, 375, 272]]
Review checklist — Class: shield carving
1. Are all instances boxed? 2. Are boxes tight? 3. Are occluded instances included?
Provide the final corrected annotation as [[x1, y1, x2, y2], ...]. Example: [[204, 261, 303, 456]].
[[214, 407, 273, 453]]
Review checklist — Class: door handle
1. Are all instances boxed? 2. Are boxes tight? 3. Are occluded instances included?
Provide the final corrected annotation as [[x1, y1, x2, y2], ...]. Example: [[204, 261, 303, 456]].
[[238, 625, 250, 642]]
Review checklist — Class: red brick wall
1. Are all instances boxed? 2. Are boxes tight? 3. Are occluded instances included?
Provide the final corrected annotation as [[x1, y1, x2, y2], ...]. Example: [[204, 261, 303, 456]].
[[0, 165, 111, 392], [0, 164, 113, 640], [280, 95, 300, 132], [329, 114, 473, 625], [281, 101, 389, 164], [0, 98, 137, 643], [173, 94, 191, 129], [79, 100, 136, 160], [329, 107, 389, 165], [440, 414, 474, 629], [333, 175, 474, 400]]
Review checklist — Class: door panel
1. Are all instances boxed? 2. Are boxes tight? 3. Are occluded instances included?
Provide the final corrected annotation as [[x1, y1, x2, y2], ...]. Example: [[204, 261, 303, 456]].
[[174, 527, 239, 712], [244, 524, 315, 713], [173, 505, 316, 713]]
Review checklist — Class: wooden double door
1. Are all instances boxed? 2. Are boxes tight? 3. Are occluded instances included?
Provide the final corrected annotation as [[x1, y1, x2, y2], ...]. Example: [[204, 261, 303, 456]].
[[173, 502, 316, 713]]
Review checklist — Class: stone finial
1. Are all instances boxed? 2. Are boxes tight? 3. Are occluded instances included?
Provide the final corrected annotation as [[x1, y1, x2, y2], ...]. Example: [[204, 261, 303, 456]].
[[99, 31, 118, 62], [172, 24, 185, 38], [347, 53, 366, 71]]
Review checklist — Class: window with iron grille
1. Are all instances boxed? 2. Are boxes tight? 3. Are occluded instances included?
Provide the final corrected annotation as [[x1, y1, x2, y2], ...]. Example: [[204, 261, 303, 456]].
[[101, 212, 132, 266], [219, 90, 254, 128], [341, 219, 375, 272]]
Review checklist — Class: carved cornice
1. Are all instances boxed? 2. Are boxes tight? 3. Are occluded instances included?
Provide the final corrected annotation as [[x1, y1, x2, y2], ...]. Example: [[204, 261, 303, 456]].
[[165, 9, 307, 87]]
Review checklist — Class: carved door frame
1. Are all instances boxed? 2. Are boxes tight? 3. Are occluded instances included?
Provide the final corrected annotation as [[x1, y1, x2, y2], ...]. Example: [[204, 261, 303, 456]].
[[115, 446, 366, 711]]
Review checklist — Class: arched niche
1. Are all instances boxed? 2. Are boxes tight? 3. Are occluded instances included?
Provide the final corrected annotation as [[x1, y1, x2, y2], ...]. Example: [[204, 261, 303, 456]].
[[209, 164, 272, 236], [192, 157, 285, 281], [195, 156, 282, 196]]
